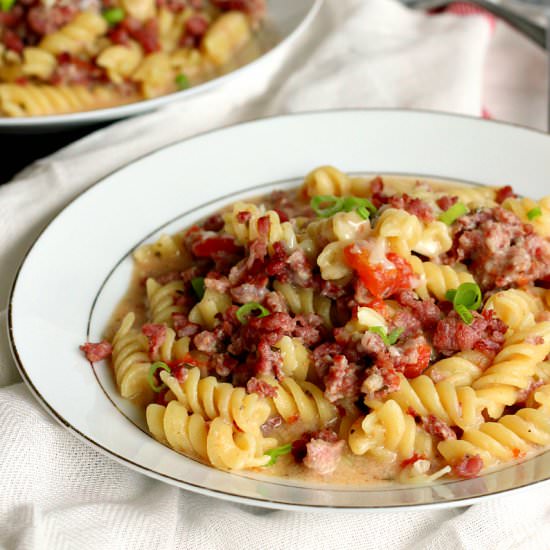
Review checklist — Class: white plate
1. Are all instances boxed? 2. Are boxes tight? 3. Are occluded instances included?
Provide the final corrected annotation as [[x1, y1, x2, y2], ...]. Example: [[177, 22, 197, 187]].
[[0, 0, 321, 132], [9, 110, 550, 510]]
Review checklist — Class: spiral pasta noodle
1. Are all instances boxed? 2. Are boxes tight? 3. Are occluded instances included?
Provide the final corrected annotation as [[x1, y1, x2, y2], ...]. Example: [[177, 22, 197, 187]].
[[133, 234, 181, 264], [0, 84, 127, 117], [223, 201, 297, 251], [96, 43, 144, 85], [306, 211, 371, 249], [503, 196, 550, 237], [21, 48, 57, 80], [260, 376, 338, 431], [302, 165, 353, 198], [147, 401, 272, 470], [188, 288, 231, 330], [365, 373, 481, 430], [201, 11, 251, 66], [39, 12, 108, 56], [484, 288, 544, 334], [274, 336, 311, 380], [316, 241, 353, 281], [111, 312, 153, 404], [160, 367, 271, 436], [146, 278, 185, 326], [348, 400, 435, 462], [439, 385, 550, 470], [426, 350, 490, 387], [273, 281, 332, 327], [473, 321, 550, 419]]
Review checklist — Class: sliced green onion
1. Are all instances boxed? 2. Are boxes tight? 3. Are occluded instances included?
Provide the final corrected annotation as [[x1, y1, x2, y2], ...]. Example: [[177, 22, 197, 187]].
[[1, 0, 15, 11], [265, 443, 292, 466], [191, 277, 205, 300], [439, 202, 468, 225], [361, 198, 378, 216], [148, 361, 171, 393], [453, 282, 482, 310], [527, 206, 542, 220], [236, 302, 270, 324], [310, 195, 344, 218], [455, 304, 473, 325], [342, 197, 364, 212], [356, 205, 371, 220], [175, 73, 190, 90], [387, 327, 404, 346], [102, 7, 125, 24], [369, 326, 404, 346], [445, 289, 457, 303]]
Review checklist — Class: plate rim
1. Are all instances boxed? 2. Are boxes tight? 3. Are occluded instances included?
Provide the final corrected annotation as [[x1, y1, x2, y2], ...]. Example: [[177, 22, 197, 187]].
[[0, 0, 323, 129], [8, 108, 550, 511]]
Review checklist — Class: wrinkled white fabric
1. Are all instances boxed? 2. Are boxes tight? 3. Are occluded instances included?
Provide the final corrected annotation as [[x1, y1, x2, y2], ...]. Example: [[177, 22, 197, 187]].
[[1, 0, 547, 548]]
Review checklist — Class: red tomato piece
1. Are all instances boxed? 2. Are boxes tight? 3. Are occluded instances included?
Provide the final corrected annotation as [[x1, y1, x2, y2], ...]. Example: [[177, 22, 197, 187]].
[[402, 343, 431, 379], [191, 235, 241, 257], [344, 245, 414, 298]]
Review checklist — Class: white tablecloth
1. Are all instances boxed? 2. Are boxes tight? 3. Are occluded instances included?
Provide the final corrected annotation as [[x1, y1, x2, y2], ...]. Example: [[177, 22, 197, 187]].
[[1, 1, 549, 548]]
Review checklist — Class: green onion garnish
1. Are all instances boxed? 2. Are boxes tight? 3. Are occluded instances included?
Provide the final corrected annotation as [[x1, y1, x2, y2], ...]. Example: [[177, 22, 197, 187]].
[[310, 195, 344, 218], [368, 326, 403, 346], [236, 302, 270, 324], [191, 277, 205, 300], [527, 206, 542, 220], [356, 205, 371, 220], [455, 304, 473, 325], [265, 443, 292, 466], [148, 361, 171, 393], [445, 289, 457, 302], [102, 7, 125, 24], [453, 282, 482, 310], [1, 0, 15, 11], [439, 202, 468, 225], [175, 73, 190, 90], [341, 197, 363, 212]]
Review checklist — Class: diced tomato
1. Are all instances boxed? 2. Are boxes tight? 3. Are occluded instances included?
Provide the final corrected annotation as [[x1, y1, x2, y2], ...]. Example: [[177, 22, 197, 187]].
[[191, 235, 241, 257], [402, 343, 431, 378], [344, 246, 415, 298], [400, 452, 425, 469]]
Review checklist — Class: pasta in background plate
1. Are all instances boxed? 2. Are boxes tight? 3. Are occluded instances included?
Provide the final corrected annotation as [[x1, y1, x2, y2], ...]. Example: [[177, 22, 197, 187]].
[[80, 166, 550, 485], [0, 0, 265, 116]]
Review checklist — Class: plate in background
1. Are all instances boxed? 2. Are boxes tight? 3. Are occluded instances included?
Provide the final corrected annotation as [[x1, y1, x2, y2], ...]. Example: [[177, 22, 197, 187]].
[[0, 0, 321, 132], [8, 109, 550, 510]]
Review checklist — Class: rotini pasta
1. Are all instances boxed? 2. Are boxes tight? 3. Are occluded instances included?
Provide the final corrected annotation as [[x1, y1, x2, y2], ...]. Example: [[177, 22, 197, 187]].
[[348, 400, 435, 462], [146, 278, 185, 326], [261, 376, 338, 431], [273, 281, 332, 327], [111, 312, 153, 405], [1, 3, 264, 117], [365, 373, 481, 430], [503, 196, 550, 238], [188, 288, 231, 330], [473, 322, 550, 418], [160, 367, 271, 436], [147, 401, 272, 470], [86, 166, 550, 484]]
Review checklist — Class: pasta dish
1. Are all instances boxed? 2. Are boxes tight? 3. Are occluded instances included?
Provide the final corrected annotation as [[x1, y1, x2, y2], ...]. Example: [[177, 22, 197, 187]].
[[0, 0, 265, 117], [81, 166, 550, 484]]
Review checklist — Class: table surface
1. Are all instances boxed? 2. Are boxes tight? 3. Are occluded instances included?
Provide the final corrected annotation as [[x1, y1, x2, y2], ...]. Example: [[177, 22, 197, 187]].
[[0, 123, 112, 184]]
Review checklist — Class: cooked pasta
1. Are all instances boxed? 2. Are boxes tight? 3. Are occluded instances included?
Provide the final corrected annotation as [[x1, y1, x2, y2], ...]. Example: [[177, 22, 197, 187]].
[[261, 376, 338, 431], [147, 402, 272, 470], [274, 336, 311, 380], [503, 196, 550, 238], [273, 281, 332, 327], [188, 288, 231, 330], [365, 373, 481, 430], [473, 322, 550, 419], [111, 312, 152, 404], [223, 201, 297, 251], [483, 288, 544, 334], [160, 367, 271, 436], [146, 278, 185, 326], [84, 166, 550, 484], [348, 400, 435, 462], [0, 2, 265, 117], [438, 385, 550, 471]]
